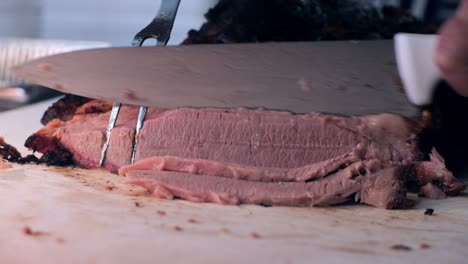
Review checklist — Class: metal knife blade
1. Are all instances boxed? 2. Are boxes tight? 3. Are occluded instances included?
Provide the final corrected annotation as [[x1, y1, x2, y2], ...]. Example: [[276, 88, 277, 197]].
[[12, 40, 416, 116]]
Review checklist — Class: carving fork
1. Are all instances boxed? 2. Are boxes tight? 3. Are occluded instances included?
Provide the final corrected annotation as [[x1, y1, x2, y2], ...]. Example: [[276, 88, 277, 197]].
[[99, 0, 181, 167]]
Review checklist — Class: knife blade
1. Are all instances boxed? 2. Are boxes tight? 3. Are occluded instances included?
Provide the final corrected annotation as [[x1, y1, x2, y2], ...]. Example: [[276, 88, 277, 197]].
[[12, 40, 416, 116]]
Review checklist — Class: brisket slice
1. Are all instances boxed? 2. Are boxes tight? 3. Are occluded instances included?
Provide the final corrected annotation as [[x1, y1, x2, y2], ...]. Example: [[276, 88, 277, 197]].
[[0, 137, 22, 162], [120, 150, 465, 209], [41, 95, 91, 125], [25, 107, 417, 172], [118, 150, 363, 182], [413, 149, 466, 198], [125, 160, 384, 207], [359, 166, 409, 209], [25, 106, 466, 209], [0, 137, 43, 165], [41, 95, 112, 125]]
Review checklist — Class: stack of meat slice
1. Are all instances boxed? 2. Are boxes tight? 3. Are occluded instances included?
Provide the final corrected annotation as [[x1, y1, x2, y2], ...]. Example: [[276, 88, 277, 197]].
[[24, 98, 466, 209], [21, 1, 463, 209]]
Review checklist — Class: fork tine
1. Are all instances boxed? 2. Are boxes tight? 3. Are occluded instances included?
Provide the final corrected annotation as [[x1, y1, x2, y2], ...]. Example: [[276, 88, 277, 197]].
[[100, 0, 181, 167], [129, 0, 181, 164], [99, 102, 121, 167], [132, 0, 181, 47], [99, 0, 180, 167], [130, 106, 148, 164]]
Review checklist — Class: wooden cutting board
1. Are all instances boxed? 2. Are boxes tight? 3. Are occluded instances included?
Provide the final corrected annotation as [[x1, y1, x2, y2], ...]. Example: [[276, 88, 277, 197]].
[[0, 100, 467, 264]]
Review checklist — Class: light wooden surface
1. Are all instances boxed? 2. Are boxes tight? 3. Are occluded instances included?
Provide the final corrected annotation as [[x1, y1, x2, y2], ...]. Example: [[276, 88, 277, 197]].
[[0, 100, 467, 264]]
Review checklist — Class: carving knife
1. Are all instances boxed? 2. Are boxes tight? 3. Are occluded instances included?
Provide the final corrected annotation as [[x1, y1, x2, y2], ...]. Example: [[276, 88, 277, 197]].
[[11, 35, 438, 117]]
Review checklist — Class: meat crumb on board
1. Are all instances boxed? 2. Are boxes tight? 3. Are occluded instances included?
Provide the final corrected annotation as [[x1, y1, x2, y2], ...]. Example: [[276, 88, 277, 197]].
[[174, 226, 183, 232], [187, 218, 198, 224], [156, 210, 167, 216], [391, 244, 412, 251], [134, 201, 142, 207], [56, 237, 65, 244], [249, 232, 261, 239], [420, 243, 430, 249], [22, 226, 51, 237], [424, 208, 435, 215]]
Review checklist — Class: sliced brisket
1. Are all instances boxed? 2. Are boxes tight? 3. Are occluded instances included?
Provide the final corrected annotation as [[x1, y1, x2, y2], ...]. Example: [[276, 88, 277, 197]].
[[359, 166, 409, 209], [120, 152, 465, 209], [413, 149, 466, 197], [26, 107, 417, 171], [41, 95, 92, 125], [25, 105, 466, 208], [118, 150, 362, 182], [19, 0, 464, 209], [125, 160, 383, 207], [0, 137, 22, 162]]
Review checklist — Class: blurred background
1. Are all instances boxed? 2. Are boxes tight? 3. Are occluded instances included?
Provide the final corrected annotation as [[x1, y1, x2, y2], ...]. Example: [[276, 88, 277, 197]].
[[0, 0, 218, 110], [0, 0, 462, 111], [0, 0, 460, 46], [0, 0, 218, 46]]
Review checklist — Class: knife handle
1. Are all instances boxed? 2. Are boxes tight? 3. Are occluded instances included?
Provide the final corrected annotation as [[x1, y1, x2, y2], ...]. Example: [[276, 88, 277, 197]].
[[395, 33, 440, 106]]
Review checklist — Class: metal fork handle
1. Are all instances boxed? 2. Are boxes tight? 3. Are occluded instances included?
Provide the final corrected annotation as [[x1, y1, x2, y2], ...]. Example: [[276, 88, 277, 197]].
[[130, 0, 181, 164], [100, 0, 181, 167], [130, 106, 148, 164], [132, 0, 182, 47], [99, 102, 121, 167]]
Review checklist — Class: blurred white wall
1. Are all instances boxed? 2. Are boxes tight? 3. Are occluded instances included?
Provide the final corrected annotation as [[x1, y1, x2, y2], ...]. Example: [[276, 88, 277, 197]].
[[0, 0, 217, 46], [0, 0, 42, 38]]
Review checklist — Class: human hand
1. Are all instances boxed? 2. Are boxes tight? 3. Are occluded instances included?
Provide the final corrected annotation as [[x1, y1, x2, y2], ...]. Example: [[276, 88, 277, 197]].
[[435, 0, 468, 96]]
